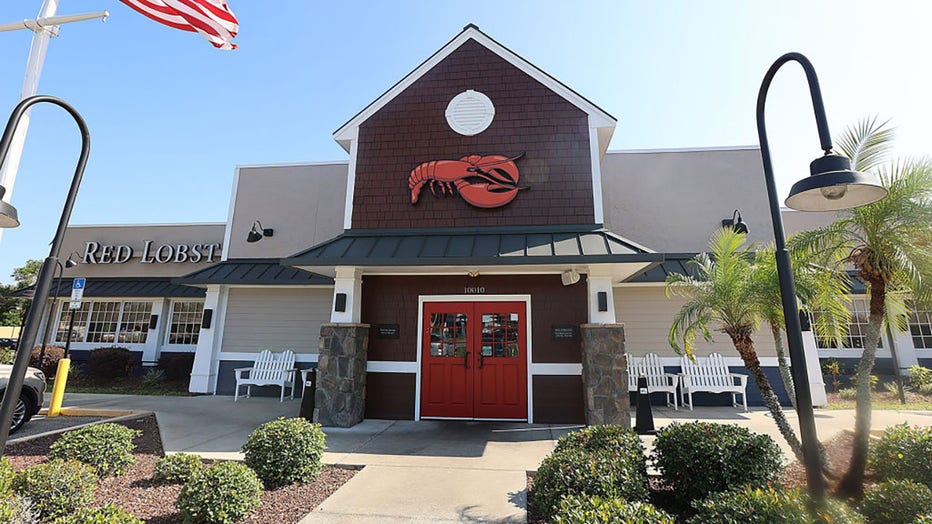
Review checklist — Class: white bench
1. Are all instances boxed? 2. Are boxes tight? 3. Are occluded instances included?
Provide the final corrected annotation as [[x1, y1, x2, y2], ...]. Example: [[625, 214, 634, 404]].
[[627, 353, 679, 409], [234, 349, 298, 402], [678, 353, 748, 412]]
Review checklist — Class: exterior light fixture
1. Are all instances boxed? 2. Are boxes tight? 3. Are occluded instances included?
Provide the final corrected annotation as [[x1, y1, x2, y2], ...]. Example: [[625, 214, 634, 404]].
[[721, 209, 749, 234], [756, 52, 888, 500], [0, 185, 19, 228], [246, 220, 274, 243], [785, 154, 886, 211], [0, 95, 91, 453], [561, 269, 580, 286]]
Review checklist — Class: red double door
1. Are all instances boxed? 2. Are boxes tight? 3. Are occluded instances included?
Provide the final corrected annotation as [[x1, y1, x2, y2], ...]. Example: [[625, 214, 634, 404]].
[[421, 301, 528, 420]]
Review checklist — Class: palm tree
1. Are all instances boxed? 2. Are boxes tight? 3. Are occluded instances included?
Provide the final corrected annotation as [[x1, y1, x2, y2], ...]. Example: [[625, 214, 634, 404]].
[[789, 118, 932, 498], [666, 228, 805, 462], [749, 245, 852, 409]]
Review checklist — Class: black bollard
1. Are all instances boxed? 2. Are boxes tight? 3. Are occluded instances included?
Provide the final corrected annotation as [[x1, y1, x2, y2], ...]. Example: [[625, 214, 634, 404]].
[[299, 368, 317, 421], [634, 375, 655, 435]]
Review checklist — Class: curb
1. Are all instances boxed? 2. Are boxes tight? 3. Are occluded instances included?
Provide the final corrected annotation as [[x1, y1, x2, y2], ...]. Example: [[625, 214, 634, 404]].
[[8, 409, 153, 445]]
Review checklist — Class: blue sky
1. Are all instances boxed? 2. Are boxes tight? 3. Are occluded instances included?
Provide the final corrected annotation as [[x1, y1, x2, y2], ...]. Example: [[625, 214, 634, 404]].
[[0, 1, 931, 284]]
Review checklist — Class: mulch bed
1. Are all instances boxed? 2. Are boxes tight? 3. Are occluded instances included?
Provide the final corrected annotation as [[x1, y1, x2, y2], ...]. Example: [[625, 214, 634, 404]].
[[5, 415, 357, 523]]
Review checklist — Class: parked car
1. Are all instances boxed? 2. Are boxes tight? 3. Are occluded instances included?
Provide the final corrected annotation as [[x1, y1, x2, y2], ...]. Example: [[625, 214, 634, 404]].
[[0, 365, 46, 434], [0, 339, 16, 351]]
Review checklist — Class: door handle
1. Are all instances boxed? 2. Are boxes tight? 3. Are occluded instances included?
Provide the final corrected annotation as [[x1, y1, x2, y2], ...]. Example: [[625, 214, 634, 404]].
[[478, 353, 484, 369], [464, 351, 469, 369]]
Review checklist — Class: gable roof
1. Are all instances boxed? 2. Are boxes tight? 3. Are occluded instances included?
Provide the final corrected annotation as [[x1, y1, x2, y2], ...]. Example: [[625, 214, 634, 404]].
[[333, 24, 617, 155]]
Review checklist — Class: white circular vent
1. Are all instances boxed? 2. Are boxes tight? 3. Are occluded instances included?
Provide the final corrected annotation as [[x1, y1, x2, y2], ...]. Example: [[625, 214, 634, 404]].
[[445, 90, 495, 136]]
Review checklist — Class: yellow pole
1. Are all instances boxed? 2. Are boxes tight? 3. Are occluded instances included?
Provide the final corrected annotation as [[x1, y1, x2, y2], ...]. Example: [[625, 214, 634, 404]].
[[47, 358, 70, 417]]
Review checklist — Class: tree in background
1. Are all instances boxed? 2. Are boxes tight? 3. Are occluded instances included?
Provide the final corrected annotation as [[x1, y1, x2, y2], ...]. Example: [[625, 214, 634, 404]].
[[790, 118, 932, 498], [749, 244, 851, 408], [666, 228, 805, 462], [11, 259, 42, 288], [0, 259, 44, 328]]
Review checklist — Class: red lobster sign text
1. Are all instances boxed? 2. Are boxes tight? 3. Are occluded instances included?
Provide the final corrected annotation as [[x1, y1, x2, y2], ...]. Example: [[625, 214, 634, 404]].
[[408, 153, 526, 209]]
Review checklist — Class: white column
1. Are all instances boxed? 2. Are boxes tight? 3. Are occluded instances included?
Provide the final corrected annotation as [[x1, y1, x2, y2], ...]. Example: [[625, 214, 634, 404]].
[[140, 298, 166, 365], [893, 329, 919, 372], [586, 268, 616, 324], [801, 330, 828, 407], [189, 286, 227, 393], [331, 266, 362, 323]]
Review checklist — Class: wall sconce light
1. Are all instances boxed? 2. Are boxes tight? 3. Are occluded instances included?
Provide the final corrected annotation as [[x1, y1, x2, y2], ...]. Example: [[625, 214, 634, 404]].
[[467, 271, 480, 278], [721, 209, 749, 234], [246, 220, 274, 243]]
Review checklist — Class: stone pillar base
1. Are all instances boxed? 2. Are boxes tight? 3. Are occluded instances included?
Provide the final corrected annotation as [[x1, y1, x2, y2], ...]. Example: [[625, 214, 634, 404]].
[[315, 323, 370, 427], [580, 323, 630, 427]]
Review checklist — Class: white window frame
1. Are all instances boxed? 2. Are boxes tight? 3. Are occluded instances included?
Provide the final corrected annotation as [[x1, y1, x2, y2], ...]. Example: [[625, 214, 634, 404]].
[[53, 299, 154, 347], [908, 305, 932, 350], [163, 300, 205, 349], [811, 296, 882, 351]]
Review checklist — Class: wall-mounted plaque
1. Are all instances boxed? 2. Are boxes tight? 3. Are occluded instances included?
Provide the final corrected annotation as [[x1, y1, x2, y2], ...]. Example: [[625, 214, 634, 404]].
[[377, 324, 400, 339], [551, 324, 578, 341]]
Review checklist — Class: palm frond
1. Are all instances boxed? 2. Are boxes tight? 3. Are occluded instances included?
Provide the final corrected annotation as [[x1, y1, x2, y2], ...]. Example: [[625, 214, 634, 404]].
[[836, 116, 895, 172]]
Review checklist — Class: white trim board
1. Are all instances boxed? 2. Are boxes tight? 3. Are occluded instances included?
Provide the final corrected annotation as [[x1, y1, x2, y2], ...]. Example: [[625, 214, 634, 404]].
[[220, 167, 241, 262], [217, 352, 320, 363]]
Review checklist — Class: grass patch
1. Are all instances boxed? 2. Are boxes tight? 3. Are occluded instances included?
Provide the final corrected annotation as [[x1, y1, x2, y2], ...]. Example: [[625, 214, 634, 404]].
[[825, 389, 932, 410], [62, 377, 193, 396]]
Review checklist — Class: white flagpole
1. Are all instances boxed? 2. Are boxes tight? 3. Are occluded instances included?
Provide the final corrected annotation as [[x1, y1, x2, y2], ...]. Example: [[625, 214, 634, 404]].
[[0, 0, 107, 243]]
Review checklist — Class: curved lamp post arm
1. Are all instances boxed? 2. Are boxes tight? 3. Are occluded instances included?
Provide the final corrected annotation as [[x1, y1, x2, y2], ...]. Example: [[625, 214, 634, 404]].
[[756, 53, 832, 500], [0, 95, 90, 452]]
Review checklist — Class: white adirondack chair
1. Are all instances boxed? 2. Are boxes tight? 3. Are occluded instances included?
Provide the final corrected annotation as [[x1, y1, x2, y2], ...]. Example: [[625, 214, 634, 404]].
[[627, 353, 679, 409], [234, 349, 298, 402], [678, 353, 748, 411]]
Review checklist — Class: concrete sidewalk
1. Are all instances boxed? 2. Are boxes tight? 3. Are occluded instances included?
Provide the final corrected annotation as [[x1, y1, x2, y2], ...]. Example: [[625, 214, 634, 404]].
[[55, 394, 932, 523]]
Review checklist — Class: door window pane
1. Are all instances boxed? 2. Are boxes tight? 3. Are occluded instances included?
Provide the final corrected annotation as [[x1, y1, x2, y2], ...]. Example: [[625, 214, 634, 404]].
[[429, 312, 467, 357], [481, 311, 520, 358]]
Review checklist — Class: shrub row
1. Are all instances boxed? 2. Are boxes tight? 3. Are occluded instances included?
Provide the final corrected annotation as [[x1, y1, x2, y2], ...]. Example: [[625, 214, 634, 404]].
[[26, 345, 195, 382], [871, 423, 932, 488]]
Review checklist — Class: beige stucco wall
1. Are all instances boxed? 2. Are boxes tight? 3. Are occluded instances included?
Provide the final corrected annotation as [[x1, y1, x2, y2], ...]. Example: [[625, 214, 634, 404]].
[[615, 285, 778, 358], [220, 287, 332, 354], [601, 148, 775, 253], [225, 163, 347, 259], [58, 224, 225, 279]]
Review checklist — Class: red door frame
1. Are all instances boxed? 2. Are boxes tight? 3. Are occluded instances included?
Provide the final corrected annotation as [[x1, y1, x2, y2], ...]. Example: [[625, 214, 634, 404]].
[[420, 300, 528, 420]]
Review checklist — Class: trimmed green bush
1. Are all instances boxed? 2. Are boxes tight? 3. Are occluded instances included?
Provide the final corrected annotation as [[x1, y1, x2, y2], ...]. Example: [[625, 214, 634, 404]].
[[176, 462, 262, 524], [553, 424, 644, 455], [0, 349, 14, 366], [242, 417, 326, 487], [52, 504, 143, 524], [530, 426, 648, 522], [860, 480, 932, 524], [652, 422, 782, 505], [0, 494, 38, 524], [0, 458, 15, 497], [157, 353, 195, 381], [838, 387, 858, 400], [50, 422, 140, 476], [910, 366, 932, 391], [690, 486, 863, 524], [87, 346, 135, 381], [871, 423, 932, 487], [12, 460, 96, 521], [914, 516, 932, 524], [154, 453, 204, 484], [554, 494, 674, 524]]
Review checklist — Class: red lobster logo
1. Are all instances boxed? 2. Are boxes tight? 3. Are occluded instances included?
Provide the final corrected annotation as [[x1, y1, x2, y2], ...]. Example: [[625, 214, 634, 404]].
[[408, 153, 527, 209]]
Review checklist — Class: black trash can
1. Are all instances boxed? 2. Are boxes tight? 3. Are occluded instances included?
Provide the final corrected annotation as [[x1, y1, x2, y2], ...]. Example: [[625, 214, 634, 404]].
[[299, 368, 317, 421]]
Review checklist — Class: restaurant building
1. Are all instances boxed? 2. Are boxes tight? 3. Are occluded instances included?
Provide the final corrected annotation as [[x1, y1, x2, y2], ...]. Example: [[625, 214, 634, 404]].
[[35, 25, 932, 425]]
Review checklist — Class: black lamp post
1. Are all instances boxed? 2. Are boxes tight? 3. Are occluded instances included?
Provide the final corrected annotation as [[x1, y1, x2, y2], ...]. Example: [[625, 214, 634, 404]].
[[38, 256, 78, 366], [0, 95, 90, 453], [756, 53, 886, 499]]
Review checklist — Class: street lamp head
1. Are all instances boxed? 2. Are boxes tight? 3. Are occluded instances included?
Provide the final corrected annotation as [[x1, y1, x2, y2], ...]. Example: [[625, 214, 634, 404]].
[[785, 153, 887, 211], [0, 185, 20, 228]]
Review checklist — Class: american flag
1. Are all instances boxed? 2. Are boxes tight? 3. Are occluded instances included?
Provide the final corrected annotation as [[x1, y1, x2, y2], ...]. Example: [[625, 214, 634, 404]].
[[120, 0, 239, 50]]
